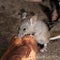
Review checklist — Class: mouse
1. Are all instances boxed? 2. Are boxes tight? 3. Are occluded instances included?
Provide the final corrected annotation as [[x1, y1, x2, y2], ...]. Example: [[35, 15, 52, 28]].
[[18, 9, 60, 52]]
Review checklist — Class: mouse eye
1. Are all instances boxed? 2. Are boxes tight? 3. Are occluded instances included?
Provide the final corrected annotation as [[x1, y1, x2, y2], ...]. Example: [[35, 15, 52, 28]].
[[23, 28, 26, 31]]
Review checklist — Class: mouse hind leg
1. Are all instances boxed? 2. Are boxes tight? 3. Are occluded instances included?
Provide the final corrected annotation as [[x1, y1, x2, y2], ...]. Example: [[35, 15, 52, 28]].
[[38, 43, 47, 53]]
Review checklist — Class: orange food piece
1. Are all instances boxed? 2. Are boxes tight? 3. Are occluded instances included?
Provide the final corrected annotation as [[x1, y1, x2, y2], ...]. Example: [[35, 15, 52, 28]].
[[1, 35, 38, 60]]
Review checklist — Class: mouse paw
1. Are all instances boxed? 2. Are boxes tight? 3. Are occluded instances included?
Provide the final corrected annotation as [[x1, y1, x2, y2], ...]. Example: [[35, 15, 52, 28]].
[[40, 48, 47, 53]]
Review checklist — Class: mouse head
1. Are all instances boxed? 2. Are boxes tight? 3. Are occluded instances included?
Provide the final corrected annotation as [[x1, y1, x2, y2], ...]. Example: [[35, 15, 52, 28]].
[[18, 9, 38, 37]]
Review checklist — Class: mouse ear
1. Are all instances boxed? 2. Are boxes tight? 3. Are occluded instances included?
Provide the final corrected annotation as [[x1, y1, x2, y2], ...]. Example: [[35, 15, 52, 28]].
[[30, 15, 37, 25], [18, 8, 27, 20]]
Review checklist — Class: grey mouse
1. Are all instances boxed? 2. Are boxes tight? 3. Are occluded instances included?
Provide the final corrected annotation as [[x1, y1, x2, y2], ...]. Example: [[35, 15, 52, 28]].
[[18, 10, 60, 52]]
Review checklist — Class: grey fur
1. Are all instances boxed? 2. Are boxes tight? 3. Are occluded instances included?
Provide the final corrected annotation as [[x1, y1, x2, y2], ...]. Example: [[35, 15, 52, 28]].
[[18, 15, 50, 44]]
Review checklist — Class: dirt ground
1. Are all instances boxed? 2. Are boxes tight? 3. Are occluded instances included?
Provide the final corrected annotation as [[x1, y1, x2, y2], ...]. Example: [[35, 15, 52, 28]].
[[0, 0, 60, 60]]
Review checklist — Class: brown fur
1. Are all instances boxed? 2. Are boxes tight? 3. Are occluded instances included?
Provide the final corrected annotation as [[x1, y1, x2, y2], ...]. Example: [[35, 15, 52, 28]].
[[1, 35, 38, 60]]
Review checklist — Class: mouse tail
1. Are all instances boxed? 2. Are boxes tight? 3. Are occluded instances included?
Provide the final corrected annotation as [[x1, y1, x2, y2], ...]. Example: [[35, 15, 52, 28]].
[[49, 35, 60, 41]]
